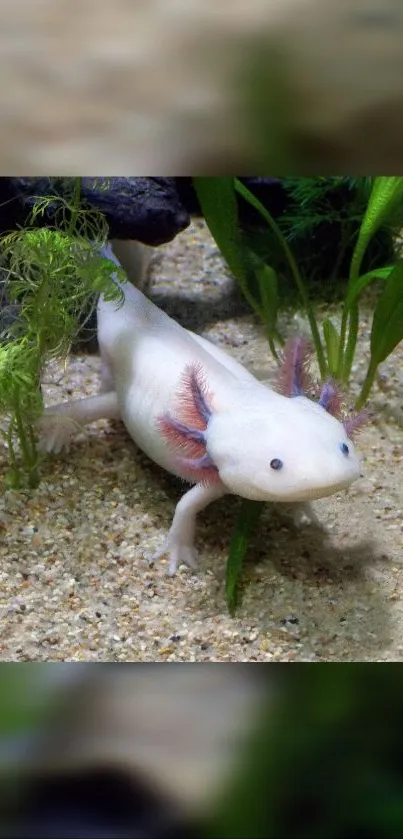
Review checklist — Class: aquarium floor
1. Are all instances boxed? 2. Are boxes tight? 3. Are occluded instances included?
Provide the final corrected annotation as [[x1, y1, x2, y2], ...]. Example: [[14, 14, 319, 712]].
[[1, 221, 403, 662]]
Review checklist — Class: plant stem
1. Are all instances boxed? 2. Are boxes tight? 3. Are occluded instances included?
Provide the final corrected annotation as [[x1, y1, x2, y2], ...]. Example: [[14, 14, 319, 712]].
[[355, 359, 378, 410], [236, 272, 267, 324], [234, 179, 327, 377], [329, 221, 351, 283], [266, 328, 282, 360], [6, 421, 20, 489], [68, 177, 82, 237], [13, 389, 39, 488], [27, 421, 40, 487], [337, 306, 348, 379], [337, 278, 360, 383], [342, 303, 359, 382], [336, 215, 367, 381]]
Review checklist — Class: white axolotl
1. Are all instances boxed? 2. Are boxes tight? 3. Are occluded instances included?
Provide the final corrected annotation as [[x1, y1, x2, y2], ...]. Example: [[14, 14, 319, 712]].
[[38, 244, 367, 574]]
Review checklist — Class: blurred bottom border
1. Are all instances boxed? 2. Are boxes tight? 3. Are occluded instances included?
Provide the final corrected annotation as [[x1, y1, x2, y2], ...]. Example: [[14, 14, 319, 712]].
[[0, 663, 402, 838]]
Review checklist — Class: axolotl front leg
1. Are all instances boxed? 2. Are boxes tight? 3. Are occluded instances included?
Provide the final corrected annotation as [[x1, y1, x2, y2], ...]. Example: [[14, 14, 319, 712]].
[[150, 482, 227, 575], [37, 388, 228, 574]]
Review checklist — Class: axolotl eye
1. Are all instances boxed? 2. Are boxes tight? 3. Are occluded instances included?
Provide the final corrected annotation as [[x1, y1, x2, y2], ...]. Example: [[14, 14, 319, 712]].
[[339, 442, 349, 456], [270, 458, 283, 470]]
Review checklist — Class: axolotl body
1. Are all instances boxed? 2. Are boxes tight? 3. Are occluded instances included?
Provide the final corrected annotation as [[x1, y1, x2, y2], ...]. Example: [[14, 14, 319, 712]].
[[38, 245, 366, 574]]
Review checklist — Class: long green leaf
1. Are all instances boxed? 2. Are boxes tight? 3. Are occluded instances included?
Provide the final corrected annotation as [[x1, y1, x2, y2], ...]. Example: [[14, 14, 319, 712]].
[[344, 266, 394, 310], [234, 178, 327, 377], [226, 500, 265, 615], [254, 263, 282, 355], [338, 176, 403, 381], [350, 177, 403, 281], [193, 177, 264, 321], [369, 261, 403, 364], [255, 264, 279, 330], [193, 177, 246, 282]]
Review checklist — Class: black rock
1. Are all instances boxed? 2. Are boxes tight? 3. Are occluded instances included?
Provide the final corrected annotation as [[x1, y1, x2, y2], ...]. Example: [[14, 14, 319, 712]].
[[5, 177, 191, 246], [80, 177, 191, 244], [174, 176, 286, 225], [0, 176, 285, 247]]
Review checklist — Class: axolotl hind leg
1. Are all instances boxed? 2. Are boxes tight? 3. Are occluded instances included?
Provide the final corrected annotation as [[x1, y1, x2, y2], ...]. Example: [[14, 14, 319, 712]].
[[98, 359, 115, 394], [37, 391, 120, 454]]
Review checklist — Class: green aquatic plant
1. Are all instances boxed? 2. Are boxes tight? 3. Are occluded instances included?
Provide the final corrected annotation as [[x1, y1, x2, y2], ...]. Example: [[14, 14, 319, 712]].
[[194, 176, 403, 395], [0, 179, 125, 488]]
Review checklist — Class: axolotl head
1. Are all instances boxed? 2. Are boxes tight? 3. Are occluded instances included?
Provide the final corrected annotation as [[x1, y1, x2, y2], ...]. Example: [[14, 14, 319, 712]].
[[158, 338, 368, 503], [205, 393, 362, 502]]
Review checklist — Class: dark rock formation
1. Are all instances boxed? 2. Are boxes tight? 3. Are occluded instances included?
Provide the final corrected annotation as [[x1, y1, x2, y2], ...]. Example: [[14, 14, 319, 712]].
[[0, 177, 284, 245], [2, 178, 191, 246]]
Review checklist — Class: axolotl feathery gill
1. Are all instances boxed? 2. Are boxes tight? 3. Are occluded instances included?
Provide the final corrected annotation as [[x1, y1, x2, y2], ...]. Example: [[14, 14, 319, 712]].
[[38, 244, 367, 574]]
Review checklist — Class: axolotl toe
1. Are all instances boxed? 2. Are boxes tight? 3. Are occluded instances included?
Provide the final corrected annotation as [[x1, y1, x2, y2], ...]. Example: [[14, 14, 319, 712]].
[[37, 244, 368, 575]]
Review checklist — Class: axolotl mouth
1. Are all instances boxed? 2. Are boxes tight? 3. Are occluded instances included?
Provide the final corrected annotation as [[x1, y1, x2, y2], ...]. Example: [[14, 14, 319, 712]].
[[234, 480, 358, 504], [279, 474, 360, 503], [273, 451, 363, 501]]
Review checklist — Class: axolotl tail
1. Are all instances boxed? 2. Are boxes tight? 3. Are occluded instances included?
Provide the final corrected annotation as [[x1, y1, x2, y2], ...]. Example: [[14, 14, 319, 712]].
[[96, 242, 259, 389], [96, 242, 177, 366]]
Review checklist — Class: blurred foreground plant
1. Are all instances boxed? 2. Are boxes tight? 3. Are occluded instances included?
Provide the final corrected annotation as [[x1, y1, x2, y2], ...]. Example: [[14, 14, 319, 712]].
[[206, 665, 403, 839]]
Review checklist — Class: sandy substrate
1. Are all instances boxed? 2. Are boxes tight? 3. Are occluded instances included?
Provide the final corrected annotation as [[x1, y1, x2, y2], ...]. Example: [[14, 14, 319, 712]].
[[0, 221, 402, 661]]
